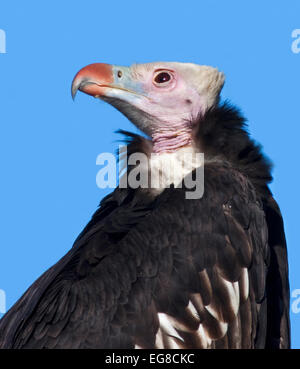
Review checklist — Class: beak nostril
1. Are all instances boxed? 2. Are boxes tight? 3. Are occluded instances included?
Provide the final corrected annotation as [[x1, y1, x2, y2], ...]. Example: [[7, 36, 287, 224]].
[[117, 70, 122, 78]]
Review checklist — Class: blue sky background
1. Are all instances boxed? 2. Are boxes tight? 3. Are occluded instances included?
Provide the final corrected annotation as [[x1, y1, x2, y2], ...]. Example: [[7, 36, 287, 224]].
[[0, 1, 299, 347]]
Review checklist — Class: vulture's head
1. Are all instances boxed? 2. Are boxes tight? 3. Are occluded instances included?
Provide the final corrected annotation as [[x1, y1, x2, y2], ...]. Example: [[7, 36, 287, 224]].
[[72, 62, 225, 153]]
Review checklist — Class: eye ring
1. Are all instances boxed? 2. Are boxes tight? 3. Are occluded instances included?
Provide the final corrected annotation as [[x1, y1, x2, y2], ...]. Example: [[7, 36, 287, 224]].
[[153, 70, 173, 86]]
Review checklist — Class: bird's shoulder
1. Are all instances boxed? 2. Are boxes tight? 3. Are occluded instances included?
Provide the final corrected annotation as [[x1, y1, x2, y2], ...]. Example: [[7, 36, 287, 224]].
[[0, 160, 269, 348]]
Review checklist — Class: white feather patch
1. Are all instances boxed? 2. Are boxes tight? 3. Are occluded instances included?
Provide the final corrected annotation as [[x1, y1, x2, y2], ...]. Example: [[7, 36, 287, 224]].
[[223, 278, 240, 317], [198, 323, 212, 348], [158, 313, 184, 341], [205, 277, 240, 323], [239, 268, 249, 302], [146, 146, 204, 196]]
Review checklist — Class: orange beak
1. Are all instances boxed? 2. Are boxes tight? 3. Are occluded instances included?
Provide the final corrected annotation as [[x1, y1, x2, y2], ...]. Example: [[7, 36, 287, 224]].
[[71, 63, 114, 100]]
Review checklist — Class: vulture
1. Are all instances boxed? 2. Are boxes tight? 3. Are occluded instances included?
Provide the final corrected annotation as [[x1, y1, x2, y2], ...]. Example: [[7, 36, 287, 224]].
[[0, 62, 290, 349]]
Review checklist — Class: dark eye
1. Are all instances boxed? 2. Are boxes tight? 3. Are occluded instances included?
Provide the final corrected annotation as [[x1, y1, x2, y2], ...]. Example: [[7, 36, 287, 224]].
[[117, 70, 122, 78], [154, 72, 171, 84]]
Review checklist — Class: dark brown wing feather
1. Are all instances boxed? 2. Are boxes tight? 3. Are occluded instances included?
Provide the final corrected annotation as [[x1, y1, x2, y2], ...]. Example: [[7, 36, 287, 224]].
[[0, 103, 290, 349], [0, 161, 282, 348]]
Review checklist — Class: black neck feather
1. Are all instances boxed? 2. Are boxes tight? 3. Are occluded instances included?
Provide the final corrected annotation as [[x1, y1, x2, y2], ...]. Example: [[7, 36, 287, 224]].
[[118, 102, 273, 196], [193, 102, 272, 194]]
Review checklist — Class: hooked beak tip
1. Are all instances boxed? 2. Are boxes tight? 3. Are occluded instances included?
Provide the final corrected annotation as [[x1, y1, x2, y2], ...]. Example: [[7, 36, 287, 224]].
[[71, 76, 81, 101], [71, 63, 114, 101], [71, 84, 78, 101]]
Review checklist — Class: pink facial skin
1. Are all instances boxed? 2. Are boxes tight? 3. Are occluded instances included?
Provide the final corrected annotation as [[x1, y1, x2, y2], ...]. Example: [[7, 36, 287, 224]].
[[131, 67, 204, 153], [72, 62, 213, 154]]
